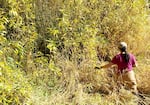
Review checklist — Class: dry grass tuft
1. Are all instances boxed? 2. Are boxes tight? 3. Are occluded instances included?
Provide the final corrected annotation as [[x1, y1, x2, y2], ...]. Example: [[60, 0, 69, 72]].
[[136, 59, 150, 94]]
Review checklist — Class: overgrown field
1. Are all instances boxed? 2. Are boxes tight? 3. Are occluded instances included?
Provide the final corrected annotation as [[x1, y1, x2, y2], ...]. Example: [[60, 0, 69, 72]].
[[28, 56, 150, 105], [0, 0, 150, 105]]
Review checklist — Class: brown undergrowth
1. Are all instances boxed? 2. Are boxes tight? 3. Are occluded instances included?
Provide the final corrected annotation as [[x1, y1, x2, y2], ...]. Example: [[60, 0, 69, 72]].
[[29, 55, 150, 105], [45, 57, 150, 105]]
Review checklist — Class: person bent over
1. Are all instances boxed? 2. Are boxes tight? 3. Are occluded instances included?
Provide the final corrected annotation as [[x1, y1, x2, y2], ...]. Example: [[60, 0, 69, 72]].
[[95, 42, 138, 94]]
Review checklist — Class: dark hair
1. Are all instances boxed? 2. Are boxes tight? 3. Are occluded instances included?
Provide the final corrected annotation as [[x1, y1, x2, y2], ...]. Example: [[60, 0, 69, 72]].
[[119, 47, 130, 63]]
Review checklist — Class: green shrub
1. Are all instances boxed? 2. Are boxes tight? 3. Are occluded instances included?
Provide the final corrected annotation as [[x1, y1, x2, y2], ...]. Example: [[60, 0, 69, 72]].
[[0, 61, 32, 105]]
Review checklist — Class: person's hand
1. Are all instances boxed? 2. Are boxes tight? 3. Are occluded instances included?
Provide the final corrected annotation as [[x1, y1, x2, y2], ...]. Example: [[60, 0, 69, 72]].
[[94, 66, 102, 69]]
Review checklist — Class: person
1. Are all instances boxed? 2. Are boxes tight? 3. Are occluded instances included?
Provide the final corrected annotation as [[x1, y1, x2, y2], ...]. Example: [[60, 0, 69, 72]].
[[95, 42, 138, 94]]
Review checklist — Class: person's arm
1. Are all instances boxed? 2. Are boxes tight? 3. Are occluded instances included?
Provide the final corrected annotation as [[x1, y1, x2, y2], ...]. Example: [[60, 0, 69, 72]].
[[95, 62, 114, 69], [95, 55, 117, 70], [132, 55, 138, 67], [101, 62, 114, 69]]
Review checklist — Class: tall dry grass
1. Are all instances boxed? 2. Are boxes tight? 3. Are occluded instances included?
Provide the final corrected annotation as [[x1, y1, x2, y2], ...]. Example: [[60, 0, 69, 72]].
[[44, 57, 148, 105], [29, 54, 150, 105], [136, 59, 150, 94]]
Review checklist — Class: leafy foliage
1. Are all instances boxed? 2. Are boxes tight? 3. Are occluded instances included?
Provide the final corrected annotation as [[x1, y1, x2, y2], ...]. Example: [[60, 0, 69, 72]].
[[0, 36, 31, 104], [0, 0, 150, 105], [34, 0, 150, 61], [0, 0, 35, 104], [0, 61, 31, 104]]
